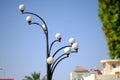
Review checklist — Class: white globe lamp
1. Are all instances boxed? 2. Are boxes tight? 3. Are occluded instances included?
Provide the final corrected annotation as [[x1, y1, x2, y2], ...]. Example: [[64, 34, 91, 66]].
[[26, 16, 32, 24], [19, 4, 25, 12], [42, 24, 46, 31], [64, 47, 71, 55], [55, 33, 62, 41], [47, 56, 54, 64], [69, 38, 75, 44], [72, 43, 79, 51]]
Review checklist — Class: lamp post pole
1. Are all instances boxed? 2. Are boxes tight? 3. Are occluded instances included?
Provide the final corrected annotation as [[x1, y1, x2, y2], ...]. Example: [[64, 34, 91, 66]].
[[19, 4, 79, 80]]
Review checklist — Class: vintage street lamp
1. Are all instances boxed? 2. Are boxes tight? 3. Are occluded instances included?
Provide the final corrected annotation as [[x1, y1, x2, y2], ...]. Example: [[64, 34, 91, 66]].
[[19, 4, 79, 80]]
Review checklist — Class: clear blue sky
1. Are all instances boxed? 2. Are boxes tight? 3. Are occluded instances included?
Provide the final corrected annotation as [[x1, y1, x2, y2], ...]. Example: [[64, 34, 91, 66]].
[[0, 0, 110, 80]]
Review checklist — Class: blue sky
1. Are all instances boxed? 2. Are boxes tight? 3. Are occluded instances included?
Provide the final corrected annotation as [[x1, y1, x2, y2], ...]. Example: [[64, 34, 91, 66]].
[[0, 0, 110, 80]]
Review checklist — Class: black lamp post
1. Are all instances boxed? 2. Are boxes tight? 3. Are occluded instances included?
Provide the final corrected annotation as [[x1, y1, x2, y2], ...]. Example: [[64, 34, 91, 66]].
[[19, 4, 79, 80]]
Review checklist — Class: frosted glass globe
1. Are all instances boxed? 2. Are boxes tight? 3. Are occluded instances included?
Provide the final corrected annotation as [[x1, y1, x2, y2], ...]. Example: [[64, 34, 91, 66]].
[[64, 47, 71, 54], [55, 33, 62, 40], [72, 43, 79, 50], [26, 16, 32, 23], [19, 4, 25, 12], [69, 38, 75, 44], [47, 56, 54, 64]]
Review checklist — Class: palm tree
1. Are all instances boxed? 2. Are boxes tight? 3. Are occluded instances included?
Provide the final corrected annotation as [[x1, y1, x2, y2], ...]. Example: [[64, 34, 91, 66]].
[[23, 72, 40, 80]]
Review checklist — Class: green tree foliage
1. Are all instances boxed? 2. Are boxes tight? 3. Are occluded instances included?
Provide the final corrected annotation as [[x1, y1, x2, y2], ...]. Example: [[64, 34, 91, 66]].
[[98, 0, 120, 59], [23, 72, 41, 80]]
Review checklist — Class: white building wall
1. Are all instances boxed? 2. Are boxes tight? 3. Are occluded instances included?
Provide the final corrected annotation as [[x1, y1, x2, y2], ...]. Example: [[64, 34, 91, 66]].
[[70, 72, 96, 80], [101, 59, 120, 75], [70, 72, 84, 80], [83, 73, 96, 80]]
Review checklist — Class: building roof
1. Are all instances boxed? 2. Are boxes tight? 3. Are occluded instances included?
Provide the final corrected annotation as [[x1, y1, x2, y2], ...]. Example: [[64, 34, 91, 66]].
[[101, 59, 120, 64], [0, 78, 14, 80], [74, 66, 88, 72]]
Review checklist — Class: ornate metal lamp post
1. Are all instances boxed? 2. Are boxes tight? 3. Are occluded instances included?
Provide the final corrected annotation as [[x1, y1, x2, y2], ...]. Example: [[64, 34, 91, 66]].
[[19, 4, 79, 80]]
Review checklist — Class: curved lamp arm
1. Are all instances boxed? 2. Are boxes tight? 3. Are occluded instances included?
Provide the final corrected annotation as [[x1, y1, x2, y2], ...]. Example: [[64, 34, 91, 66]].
[[51, 54, 66, 70], [49, 40, 60, 54], [22, 11, 48, 33], [51, 49, 78, 72], [51, 54, 69, 77], [29, 22, 47, 34], [52, 45, 71, 57], [20, 11, 50, 56]]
